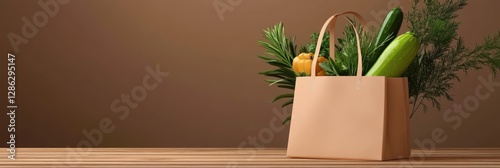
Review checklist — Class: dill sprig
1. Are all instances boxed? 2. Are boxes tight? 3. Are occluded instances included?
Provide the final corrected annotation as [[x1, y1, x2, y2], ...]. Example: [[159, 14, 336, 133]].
[[404, 0, 500, 117]]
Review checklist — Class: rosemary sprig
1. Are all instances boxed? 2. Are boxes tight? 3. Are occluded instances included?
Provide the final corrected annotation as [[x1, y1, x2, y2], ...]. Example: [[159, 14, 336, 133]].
[[257, 23, 297, 124]]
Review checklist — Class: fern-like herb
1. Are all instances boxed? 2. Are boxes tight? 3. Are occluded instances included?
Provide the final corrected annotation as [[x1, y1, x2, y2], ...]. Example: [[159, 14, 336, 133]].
[[404, 0, 500, 117], [257, 23, 298, 124]]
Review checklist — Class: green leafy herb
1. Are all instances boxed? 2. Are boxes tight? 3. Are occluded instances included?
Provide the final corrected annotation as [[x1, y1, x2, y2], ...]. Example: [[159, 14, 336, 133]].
[[305, 32, 331, 57], [404, 0, 500, 117], [257, 23, 297, 124]]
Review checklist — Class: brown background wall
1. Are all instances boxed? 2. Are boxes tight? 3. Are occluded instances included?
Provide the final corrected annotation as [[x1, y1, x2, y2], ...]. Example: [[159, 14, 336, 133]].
[[0, 0, 499, 148]]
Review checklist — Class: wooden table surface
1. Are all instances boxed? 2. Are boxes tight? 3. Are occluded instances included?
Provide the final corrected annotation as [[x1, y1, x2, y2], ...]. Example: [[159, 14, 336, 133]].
[[1, 148, 500, 167]]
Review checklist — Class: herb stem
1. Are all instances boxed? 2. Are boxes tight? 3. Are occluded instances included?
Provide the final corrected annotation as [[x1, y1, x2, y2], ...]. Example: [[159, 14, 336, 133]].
[[410, 94, 424, 118]]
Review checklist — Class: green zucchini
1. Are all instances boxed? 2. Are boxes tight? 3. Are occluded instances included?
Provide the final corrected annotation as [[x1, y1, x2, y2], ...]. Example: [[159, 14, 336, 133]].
[[373, 7, 404, 58], [366, 32, 420, 77]]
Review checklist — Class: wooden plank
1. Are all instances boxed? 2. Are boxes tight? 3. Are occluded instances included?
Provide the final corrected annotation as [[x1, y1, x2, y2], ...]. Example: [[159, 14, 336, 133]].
[[0, 148, 499, 167]]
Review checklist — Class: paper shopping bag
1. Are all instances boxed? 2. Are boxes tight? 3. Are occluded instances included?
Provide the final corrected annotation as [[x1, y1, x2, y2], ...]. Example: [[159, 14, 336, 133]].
[[286, 11, 410, 161]]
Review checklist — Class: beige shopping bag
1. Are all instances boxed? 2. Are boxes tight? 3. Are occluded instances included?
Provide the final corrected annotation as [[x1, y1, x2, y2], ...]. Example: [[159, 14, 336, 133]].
[[286, 11, 410, 161]]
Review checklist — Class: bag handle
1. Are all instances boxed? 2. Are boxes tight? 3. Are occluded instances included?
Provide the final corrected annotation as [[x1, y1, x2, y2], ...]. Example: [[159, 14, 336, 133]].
[[311, 11, 366, 77]]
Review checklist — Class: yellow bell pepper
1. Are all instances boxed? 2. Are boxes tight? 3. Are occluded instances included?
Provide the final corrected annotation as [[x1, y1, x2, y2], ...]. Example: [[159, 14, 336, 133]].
[[292, 53, 327, 76]]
